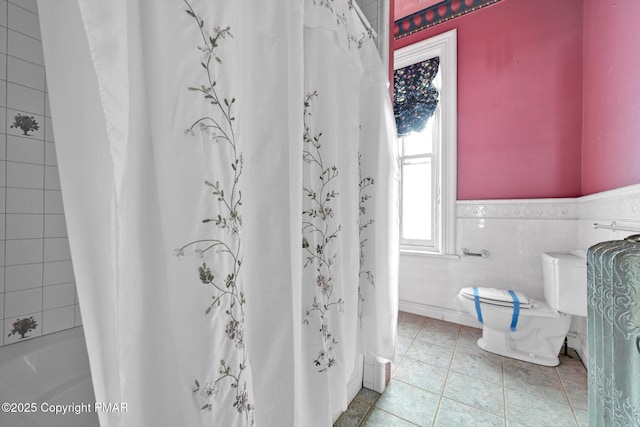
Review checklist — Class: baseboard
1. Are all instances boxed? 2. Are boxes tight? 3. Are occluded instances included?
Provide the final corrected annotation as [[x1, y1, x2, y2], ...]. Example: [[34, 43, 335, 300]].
[[567, 333, 589, 369], [398, 299, 482, 329]]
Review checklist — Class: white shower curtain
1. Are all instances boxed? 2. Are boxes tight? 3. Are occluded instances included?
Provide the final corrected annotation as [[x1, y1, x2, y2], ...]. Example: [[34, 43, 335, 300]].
[[37, 1, 398, 426]]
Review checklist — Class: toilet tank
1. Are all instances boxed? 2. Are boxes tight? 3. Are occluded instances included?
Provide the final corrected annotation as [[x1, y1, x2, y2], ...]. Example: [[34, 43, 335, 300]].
[[542, 251, 587, 317]]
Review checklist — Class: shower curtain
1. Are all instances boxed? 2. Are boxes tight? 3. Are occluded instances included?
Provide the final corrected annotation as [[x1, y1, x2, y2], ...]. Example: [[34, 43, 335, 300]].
[[37, 1, 398, 426], [587, 239, 640, 426]]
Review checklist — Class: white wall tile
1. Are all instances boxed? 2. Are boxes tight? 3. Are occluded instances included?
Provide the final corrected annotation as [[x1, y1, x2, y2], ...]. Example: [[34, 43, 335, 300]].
[[401, 202, 582, 317], [44, 141, 56, 166], [42, 306, 75, 335], [7, 135, 43, 164], [4, 286, 41, 317], [43, 282, 74, 311], [5, 262, 41, 292], [0, 5, 58, 345], [4, 311, 41, 344], [0, 1, 7, 27], [7, 82, 44, 116], [74, 303, 82, 327], [7, 29, 43, 65], [362, 2, 377, 20], [7, 56, 44, 90], [6, 213, 43, 239], [0, 82, 5, 107], [44, 214, 67, 238], [5, 238, 42, 265], [44, 165, 60, 190], [0, 52, 7, 81], [6, 187, 43, 213], [43, 237, 70, 262], [44, 116, 54, 142], [7, 3, 39, 40], [0, 26, 6, 55], [7, 161, 43, 188], [0, 134, 6, 160], [7, 108, 44, 139], [44, 93, 50, 117], [0, 4, 52, 345], [43, 260, 74, 286], [9, 0, 37, 15], [0, 107, 6, 134], [44, 190, 63, 214]]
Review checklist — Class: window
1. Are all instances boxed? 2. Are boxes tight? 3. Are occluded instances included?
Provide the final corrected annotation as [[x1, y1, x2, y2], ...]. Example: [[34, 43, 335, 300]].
[[394, 29, 457, 255], [399, 99, 438, 248]]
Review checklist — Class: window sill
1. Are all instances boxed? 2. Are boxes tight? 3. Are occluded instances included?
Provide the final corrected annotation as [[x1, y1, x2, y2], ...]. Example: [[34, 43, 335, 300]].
[[399, 249, 460, 259]]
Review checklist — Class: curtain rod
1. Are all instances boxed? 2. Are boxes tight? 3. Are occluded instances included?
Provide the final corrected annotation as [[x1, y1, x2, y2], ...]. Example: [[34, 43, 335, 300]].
[[352, 1, 378, 38]]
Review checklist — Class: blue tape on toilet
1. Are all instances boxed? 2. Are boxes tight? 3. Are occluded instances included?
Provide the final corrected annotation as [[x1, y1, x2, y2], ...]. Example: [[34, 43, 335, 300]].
[[473, 287, 483, 324], [508, 290, 520, 331]]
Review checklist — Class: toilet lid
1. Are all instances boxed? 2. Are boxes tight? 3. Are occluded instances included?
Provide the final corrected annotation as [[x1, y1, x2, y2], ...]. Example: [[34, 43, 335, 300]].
[[460, 287, 534, 309]]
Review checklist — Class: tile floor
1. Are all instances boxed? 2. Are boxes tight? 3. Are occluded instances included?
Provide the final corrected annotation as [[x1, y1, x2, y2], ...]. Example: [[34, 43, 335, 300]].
[[334, 311, 588, 427]]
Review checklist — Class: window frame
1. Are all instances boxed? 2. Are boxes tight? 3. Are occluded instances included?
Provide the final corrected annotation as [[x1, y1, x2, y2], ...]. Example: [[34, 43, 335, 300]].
[[398, 121, 438, 249], [394, 29, 457, 256]]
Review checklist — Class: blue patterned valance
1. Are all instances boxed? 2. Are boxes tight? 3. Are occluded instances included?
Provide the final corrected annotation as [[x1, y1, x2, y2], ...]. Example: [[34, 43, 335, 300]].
[[393, 57, 440, 136]]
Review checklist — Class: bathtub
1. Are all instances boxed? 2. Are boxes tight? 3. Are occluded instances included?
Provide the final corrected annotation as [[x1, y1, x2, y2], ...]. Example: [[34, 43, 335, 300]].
[[0, 327, 99, 427]]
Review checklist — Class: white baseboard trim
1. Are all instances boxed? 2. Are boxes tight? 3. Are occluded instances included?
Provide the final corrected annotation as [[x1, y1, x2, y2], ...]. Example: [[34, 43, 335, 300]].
[[567, 333, 589, 369], [398, 299, 482, 329]]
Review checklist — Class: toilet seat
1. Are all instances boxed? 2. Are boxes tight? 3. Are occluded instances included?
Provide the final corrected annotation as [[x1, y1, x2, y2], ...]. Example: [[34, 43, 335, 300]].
[[459, 287, 534, 309]]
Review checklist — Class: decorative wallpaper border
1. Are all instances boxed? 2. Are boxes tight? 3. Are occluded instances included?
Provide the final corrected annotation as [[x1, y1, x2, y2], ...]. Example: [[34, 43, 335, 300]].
[[457, 199, 578, 219], [394, 0, 503, 40]]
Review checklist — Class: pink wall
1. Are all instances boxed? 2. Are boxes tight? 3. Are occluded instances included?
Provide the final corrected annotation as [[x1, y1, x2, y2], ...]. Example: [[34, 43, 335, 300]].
[[395, 0, 584, 200], [581, 0, 640, 195]]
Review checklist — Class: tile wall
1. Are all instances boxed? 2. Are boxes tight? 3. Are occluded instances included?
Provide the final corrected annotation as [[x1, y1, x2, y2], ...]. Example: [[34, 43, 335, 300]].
[[0, 0, 79, 347], [399, 198, 580, 324], [574, 184, 640, 364], [399, 184, 640, 365], [355, 0, 390, 70]]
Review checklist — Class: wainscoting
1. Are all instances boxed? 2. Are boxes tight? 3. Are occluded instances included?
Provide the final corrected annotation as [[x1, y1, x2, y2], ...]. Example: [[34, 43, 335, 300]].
[[399, 183, 640, 364]]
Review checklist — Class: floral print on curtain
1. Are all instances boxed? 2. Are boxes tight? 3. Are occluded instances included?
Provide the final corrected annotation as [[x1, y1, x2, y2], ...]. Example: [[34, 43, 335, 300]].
[[176, 2, 254, 424], [301, 91, 344, 372], [393, 57, 440, 136], [357, 154, 375, 326]]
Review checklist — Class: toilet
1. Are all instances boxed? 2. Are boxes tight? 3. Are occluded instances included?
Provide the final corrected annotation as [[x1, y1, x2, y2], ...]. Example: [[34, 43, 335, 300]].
[[457, 250, 587, 366]]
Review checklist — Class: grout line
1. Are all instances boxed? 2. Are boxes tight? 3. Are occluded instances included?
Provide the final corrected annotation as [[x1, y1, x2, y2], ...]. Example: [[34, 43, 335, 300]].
[[39, 49, 45, 331], [354, 392, 380, 427], [2, 1, 8, 345], [7, 1, 37, 17], [502, 354, 508, 425], [430, 325, 461, 426], [6, 23, 41, 43], [355, 315, 587, 427], [39, 63, 44, 335], [555, 362, 583, 426], [366, 407, 420, 426], [6, 78, 46, 94]]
